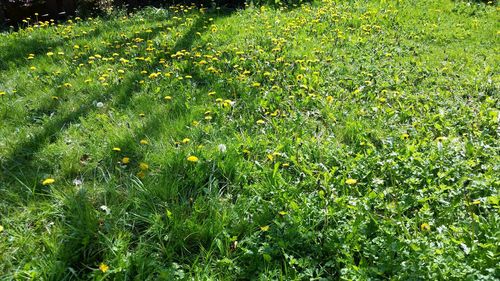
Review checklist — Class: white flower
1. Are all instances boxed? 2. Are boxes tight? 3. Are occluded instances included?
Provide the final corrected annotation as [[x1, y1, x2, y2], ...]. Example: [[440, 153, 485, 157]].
[[100, 205, 111, 215], [218, 144, 227, 153], [96, 102, 104, 108]]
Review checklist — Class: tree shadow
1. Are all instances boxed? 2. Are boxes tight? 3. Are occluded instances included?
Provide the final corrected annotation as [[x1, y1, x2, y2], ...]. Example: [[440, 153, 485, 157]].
[[0, 25, 106, 71], [0, 6, 237, 277]]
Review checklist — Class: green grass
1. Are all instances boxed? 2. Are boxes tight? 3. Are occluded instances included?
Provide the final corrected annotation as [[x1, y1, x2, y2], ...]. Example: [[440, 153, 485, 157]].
[[0, 0, 499, 279]]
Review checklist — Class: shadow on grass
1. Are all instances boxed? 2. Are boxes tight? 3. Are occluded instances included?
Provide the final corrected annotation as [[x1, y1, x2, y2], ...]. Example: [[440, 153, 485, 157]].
[[0, 7, 238, 278]]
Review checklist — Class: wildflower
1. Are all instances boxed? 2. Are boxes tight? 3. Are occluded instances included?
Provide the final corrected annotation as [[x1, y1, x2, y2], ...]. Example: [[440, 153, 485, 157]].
[[420, 223, 431, 231], [256, 119, 266, 125], [112, 147, 121, 152], [260, 225, 270, 231], [326, 96, 333, 103], [345, 178, 357, 185], [187, 155, 199, 162], [164, 96, 172, 101], [122, 157, 130, 164], [42, 178, 55, 185], [140, 139, 149, 145], [0, 91, 6, 97], [99, 263, 109, 273], [46, 52, 54, 56], [182, 138, 190, 144], [401, 133, 409, 140], [139, 162, 149, 171], [0, 225, 3, 232], [218, 144, 227, 153]]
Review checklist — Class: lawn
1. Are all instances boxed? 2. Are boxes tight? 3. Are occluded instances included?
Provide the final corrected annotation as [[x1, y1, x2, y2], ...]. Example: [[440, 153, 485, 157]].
[[0, 0, 499, 279]]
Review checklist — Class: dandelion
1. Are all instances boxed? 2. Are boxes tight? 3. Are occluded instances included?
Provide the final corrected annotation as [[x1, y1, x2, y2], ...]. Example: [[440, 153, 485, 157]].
[[187, 155, 199, 162], [112, 147, 121, 152], [345, 178, 357, 185], [99, 263, 109, 273], [256, 119, 266, 125], [182, 138, 190, 144], [46, 52, 54, 56], [260, 225, 270, 232], [218, 144, 227, 153], [122, 157, 130, 164], [0, 91, 6, 97], [139, 162, 149, 171], [420, 223, 431, 231], [42, 178, 55, 185], [0, 225, 3, 232], [140, 139, 149, 145], [164, 96, 172, 101]]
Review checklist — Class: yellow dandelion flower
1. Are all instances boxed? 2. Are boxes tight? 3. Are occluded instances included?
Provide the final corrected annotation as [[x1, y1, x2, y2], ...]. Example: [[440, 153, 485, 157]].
[[30, 66, 37, 71], [122, 157, 130, 164], [326, 96, 333, 103], [260, 225, 270, 232], [420, 223, 431, 231], [46, 52, 54, 56], [42, 178, 55, 185], [139, 162, 149, 171], [112, 147, 121, 152], [256, 119, 266, 125], [99, 263, 109, 273], [182, 138, 190, 144], [0, 91, 6, 96], [164, 96, 172, 101], [187, 155, 199, 162], [0, 225, 3, 232], [345, 178, 357, 185], [140, 139, 149, 145]]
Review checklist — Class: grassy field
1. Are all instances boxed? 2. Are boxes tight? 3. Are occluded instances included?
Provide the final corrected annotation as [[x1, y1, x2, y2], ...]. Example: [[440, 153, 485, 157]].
[[0, 0, 499, 279]]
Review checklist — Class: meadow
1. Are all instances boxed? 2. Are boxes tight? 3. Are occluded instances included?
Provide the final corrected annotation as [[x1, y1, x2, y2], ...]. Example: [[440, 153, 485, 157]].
[[0, 0, 499, 279]]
